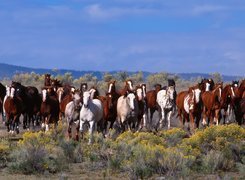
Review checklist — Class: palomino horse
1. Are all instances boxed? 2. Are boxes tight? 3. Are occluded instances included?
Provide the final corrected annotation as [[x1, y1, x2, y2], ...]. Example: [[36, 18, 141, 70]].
[[79, 90, 103, 144], [145, 84, 162, 127], [156, 85, 176, 130], [176, 84, 202, 131], [117, 91, 139, 132], [4, 86, 23, 134], [40, 87, 60, 131], [202, 83, 223, 126], [65, 91, 82, 140]]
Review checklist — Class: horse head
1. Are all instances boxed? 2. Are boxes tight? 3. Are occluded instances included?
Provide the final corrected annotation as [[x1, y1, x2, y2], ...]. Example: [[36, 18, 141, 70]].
[[108, 80, 116, 93], [80, 83, 88, 93], [44, 74, 51, 86], [127, 92, 136, 111], [83, 91, 91, 108], [136, 85, 143, 101], [125, 79, 134, 91], [140, 83, 147, 98], [190, 84, 202, 103], [167, 86, 175, 100], [56, 87, 64, 103]]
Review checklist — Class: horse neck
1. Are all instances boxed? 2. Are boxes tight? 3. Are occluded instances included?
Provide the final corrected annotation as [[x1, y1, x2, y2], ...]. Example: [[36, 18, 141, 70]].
[[212, 86, 222, 100]]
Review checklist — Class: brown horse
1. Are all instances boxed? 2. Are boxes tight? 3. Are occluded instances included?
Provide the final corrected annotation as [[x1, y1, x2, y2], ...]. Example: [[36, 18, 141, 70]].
[[220, 84, 237, 124], [135, 84, 148, 130], [40, 87, 60, 131], [0, 83, 6, 121], [232, 80, 245, 125], [201, 83, 223, 126], [176, 83, 202, 131], [145, 84, 162, 127], [119, 79, 134, 95], [4, 86, 23, 134]]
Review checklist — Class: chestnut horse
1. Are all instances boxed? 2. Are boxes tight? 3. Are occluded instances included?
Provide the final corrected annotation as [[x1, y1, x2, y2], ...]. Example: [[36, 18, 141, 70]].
[[145, 84, 162, 127], [176, 83, 202, 131], [201, 83, 223, 126]]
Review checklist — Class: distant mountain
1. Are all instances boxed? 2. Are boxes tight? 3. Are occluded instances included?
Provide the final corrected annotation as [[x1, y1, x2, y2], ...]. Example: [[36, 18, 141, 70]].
[[0, 63, 242, 82]]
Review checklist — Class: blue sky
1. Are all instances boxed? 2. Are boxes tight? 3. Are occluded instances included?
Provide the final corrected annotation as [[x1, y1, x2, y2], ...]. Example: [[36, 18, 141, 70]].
[[0, 0, 244, 76]]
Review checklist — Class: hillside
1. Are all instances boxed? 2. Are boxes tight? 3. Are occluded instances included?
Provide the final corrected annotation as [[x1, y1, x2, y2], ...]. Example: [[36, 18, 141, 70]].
[[0, 63, 242, 82]]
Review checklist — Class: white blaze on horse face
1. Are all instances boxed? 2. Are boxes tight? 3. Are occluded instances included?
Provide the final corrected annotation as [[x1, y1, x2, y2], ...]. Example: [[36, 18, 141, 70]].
[[205, 83, 210, 91], [71, 87, 75, 93], [136, 88, 143, 101], [194, 88, 201, 103], [231, 87, 235, 97], [142, 85, 146, 98], [42, 89, 47, 102], [6, 86, 11, 97], [10, 87, 15, 98], [127, 81, 133, 91], [127, 93, 136, 110], [108, 83, 113, 93], [219, 88, 222, 99]]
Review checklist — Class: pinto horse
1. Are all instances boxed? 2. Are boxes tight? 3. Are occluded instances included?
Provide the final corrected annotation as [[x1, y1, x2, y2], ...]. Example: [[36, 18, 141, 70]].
[[145, 84, 162, 127], [40, 87, 60, 131], [4, 86, 23, 134], [156, 85, 175, 130], [176, 84, 202, 131], [201, 83, 223, 126], [0, 83, 6, 121]]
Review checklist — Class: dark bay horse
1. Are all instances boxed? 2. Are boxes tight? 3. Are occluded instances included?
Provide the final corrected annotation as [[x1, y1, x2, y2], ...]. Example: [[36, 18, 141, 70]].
[[40, 87, 60, 131], [220, 84, 236, 124], [201, 83, 223, 126], [4, 86, 23, 134]]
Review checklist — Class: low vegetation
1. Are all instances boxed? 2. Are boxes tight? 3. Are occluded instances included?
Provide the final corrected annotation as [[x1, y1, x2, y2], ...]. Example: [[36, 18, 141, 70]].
[[0, 124, 244, 179]]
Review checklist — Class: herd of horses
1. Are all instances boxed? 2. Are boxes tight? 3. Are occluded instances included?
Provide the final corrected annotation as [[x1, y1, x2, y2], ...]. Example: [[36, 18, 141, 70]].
[[0, 73, 244, 144]]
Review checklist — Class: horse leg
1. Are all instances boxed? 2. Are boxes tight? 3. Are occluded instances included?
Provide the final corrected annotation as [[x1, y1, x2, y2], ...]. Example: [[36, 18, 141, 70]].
[[79, 120, 85, 140], [159, 107, 165, 130], [202, 107, 207, 126], [167, 110, 172, 129], [45, 115, 51, 131], [88, 121, 95, 145], [14, 115, 20, 134], [214, 109, 220, 126], [68, 120, 72, 139], [189, 112, 195, 132]]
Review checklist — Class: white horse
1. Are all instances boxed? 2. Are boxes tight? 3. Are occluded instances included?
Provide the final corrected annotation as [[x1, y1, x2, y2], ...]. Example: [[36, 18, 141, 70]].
[[79, 90, 103, 144], [156, 86, 175, 130], [65, 91, 81, 140], [117, 92, 139, 131]]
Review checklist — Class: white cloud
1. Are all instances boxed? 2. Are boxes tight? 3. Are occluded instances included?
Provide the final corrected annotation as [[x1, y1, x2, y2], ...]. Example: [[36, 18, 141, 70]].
[[192, 5, 228, 15], [84, 3, 156, 20]]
